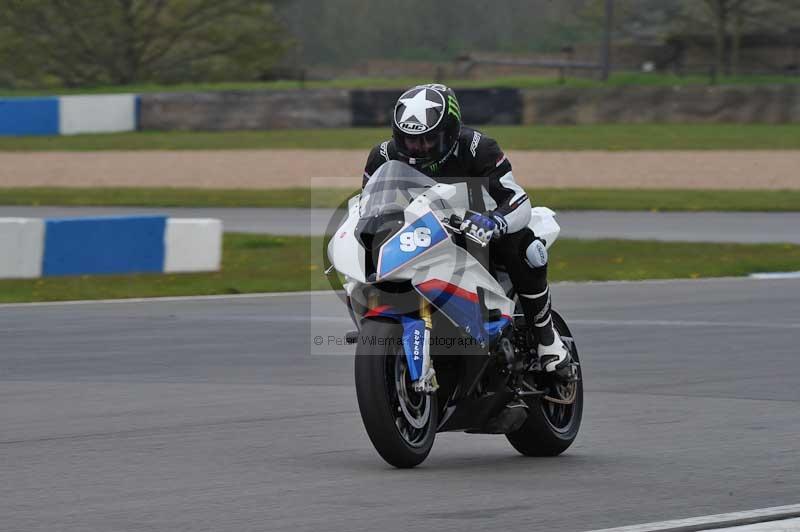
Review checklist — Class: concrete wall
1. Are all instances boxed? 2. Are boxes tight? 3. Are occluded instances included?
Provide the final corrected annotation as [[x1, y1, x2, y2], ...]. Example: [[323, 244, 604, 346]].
[[139, 90, 353, 130], [0, 216, 222, 279], [2, 84, 798, 136], [139, 85, 800, 130], [349, 88, 523, 127], [521, 85, 800, 125]]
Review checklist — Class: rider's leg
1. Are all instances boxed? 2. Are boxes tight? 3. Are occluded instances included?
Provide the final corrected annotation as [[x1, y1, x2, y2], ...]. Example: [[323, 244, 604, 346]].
[[493, 228, 570, 373]]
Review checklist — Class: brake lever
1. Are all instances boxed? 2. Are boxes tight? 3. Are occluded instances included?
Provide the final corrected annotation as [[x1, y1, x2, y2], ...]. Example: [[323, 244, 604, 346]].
[[441, 220, 460, 233], [465, 233, 489, 247]]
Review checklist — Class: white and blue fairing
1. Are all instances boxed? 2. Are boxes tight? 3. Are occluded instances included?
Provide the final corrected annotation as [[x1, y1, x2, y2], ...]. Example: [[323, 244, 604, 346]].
[[328, 161, 559, 380]]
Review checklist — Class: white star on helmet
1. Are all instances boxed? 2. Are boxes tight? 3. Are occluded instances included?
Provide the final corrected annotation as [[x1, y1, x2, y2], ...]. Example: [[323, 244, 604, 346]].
[[398, 89, 442, 128]]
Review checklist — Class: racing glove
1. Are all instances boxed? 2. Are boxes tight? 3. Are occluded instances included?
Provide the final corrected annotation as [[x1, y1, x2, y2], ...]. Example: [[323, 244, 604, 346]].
[[460, 212, 506, 245], [491, 212, 508, 238]]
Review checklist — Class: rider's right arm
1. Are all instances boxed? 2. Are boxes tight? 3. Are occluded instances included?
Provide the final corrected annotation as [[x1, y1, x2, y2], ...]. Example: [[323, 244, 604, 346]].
[[362, 141, 391, 189], [474, 136, 532, 234]]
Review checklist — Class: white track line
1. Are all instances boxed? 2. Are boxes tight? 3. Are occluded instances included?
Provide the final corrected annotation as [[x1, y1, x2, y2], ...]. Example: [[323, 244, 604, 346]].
[[570, 319, 800, 330], [712, 517, 800, 531], [585, 503, 800, 532], [749, 272, 800, 280]]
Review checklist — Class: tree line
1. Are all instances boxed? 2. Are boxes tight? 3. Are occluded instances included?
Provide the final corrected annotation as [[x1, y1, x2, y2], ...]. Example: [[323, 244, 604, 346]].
[[0, 0, 797, 89], [283, 0, 798, 73], [597, 0, 800, 75]]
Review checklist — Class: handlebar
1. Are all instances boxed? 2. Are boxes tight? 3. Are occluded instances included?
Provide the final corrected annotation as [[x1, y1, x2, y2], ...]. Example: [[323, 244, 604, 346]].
[[440, 214, 488, 248]]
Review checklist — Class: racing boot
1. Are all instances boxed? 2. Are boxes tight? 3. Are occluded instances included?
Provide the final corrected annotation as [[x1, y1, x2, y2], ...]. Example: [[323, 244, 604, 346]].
[[519, 285, 571, 373], [537, 323, 570, 374]]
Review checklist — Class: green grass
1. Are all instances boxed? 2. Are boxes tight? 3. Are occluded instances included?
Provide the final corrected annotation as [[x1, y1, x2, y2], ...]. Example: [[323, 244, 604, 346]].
[[550, 239, 800, 281], [2, 73, 799, 96], [0, 187, 356, 209], [1, 234, 798, 303], [1, 187, 798, 211], [0, 234, 322, 303], [2, 124, 800, 151]]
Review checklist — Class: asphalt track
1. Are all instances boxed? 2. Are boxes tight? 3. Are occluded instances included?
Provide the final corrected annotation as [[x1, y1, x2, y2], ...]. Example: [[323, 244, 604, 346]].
[[3, 206, 800, 243], [2, 277, 799, 531]]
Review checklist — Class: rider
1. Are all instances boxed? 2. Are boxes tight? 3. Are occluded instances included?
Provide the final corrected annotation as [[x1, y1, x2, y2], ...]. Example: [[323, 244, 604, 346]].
[[362, 83, 570, 373]]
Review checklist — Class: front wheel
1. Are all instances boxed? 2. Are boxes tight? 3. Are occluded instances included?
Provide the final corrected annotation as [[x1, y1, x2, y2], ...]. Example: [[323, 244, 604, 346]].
[[506, 311, 583, 456], [355, 319, 438, 468]]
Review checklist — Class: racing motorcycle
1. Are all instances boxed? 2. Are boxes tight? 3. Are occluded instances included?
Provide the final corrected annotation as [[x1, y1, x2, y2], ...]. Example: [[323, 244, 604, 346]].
[[326, 161, 582, 468]]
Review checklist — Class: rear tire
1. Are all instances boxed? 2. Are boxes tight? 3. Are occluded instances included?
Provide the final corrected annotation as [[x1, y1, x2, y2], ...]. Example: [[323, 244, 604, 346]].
[[506, 311, 583, 457], [355, 319, 438, 468]]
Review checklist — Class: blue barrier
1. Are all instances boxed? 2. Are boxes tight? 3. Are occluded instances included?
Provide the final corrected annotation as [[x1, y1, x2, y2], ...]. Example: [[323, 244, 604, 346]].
[[0, 97, 59, 136], [42, 216, 167, 276]]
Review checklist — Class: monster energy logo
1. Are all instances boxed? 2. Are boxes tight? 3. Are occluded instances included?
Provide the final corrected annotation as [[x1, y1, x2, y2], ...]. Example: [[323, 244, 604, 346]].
[[447, 95, 461, 120]]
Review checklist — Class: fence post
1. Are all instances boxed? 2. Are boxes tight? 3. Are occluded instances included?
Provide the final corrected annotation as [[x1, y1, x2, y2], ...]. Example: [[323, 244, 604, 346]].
[[708, 64, 717, 85], [601, 0, 614, 81]]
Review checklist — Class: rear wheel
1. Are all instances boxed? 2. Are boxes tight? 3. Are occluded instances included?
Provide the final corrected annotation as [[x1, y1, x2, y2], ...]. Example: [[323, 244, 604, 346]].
[[506, 311, 583, 456], [355, 319, 438, 468]]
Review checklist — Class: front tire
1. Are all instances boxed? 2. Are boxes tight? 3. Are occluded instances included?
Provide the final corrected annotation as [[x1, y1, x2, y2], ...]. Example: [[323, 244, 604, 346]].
[[355, 319, 438, 468], [506, 311, 583, 456]]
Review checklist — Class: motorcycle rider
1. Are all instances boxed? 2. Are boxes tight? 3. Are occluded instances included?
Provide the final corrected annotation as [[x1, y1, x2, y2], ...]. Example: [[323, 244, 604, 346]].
[[362, 83, 570, 374]]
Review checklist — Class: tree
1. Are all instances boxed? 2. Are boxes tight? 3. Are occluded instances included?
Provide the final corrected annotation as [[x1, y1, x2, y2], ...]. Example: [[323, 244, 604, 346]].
[[0, 0, 288, 87], [700, 0, 743, 75], [683, 0, 800, 75], [725, 0, 800, 74]]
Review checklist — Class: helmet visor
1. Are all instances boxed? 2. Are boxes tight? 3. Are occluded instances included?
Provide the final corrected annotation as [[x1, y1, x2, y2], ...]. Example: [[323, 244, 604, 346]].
[[398, 130, 445, 160]]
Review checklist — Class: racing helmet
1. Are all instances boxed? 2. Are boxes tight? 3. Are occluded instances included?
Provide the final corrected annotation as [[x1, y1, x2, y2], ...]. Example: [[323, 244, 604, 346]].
[[392, 84, 462, 171]]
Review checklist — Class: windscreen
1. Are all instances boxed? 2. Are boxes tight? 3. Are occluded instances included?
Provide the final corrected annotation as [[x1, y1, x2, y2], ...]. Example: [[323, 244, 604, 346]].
[[359, 161, 475, 219]]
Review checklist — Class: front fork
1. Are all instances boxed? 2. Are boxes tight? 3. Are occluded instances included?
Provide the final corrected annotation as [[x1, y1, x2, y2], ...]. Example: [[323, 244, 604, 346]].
[[413, 298, 438, 393]]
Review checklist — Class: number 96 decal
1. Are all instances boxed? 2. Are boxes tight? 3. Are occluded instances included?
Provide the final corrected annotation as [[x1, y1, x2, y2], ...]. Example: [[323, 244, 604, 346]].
[[399, 227, 432, 252]]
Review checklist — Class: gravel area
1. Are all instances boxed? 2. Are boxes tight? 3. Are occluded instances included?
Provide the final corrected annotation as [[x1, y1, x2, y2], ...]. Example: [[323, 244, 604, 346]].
[[1, 150, 798, 189]]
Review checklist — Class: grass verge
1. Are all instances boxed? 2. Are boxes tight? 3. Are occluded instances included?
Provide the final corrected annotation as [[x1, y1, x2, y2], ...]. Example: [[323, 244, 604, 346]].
[[2, 187, 798, 211], [2, 124, 800, 151], [1, 234, 798, 303], [2, 73, 799, 96]]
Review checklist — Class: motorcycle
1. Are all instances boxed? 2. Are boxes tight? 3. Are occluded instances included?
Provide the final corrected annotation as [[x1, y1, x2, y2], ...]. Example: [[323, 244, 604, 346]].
[[326, 161, 582, 468]]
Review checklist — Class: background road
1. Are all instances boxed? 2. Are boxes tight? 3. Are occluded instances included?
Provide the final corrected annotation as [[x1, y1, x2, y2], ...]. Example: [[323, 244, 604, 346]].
[[3, 206, 800, 243], [2, 277, 799, 531]]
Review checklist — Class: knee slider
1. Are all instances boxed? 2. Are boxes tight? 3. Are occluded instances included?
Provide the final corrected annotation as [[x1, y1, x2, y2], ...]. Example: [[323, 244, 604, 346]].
[[524, 238, 548, 269]]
